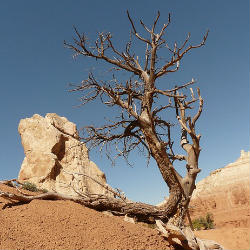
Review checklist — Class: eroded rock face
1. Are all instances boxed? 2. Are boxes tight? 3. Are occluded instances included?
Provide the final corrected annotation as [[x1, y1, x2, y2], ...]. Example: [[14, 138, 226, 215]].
[[156, 151, 250, 228], [190, 150, 250, 228], [18, 113, 113, 197]]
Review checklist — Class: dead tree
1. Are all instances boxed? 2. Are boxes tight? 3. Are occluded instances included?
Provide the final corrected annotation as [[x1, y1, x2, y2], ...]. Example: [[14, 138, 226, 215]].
[[63, 11, 208, 227]]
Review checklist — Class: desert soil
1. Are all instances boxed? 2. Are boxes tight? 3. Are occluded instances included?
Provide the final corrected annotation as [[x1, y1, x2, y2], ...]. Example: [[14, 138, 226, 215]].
[[195, 228, 250, 250], [191, 195, 250, 250], [0, 184, 171, 250], [0, 184, 249, 250]]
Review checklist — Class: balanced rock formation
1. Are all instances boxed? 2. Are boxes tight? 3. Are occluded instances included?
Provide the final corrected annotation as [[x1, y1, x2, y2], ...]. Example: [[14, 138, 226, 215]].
[[189, 150, 250, 228], [18, 113, 113, 197]]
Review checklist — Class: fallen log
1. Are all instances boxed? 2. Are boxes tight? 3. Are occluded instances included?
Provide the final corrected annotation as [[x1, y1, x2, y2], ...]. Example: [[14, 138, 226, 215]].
[[0, 181, 168, 223]]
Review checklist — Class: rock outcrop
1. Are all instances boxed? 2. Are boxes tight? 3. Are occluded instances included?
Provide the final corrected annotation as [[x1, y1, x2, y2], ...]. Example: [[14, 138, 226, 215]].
[[189, 150, 250, 228], [18, 113, 113, 197], [157, 150, 250, 228]]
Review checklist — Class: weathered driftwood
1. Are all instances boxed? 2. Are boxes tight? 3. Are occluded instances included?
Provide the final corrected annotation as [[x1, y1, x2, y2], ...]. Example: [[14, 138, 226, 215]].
[[155, 220, 225, 250]]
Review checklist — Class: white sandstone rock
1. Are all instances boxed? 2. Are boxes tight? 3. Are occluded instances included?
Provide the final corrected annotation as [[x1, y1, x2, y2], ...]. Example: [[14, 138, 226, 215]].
[[18, 113, 114, 197]]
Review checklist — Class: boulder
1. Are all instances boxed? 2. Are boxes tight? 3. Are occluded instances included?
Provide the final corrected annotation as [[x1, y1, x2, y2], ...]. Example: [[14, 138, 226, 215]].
[[18, 113, 113, 197]]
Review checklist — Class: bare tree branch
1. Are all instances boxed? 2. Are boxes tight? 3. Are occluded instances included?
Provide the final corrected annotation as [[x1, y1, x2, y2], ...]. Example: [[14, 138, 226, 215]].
[[126, 10, 151, 45], [65, 11, 208, 228], [156, 30, 209, 78]]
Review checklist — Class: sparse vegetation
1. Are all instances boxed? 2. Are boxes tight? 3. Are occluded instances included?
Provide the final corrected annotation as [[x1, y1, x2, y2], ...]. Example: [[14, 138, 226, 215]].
[[22, 182, 48, 193], [40, 188, 49, 193], [0, 180, 48, 193], [22, 182, 39, 192], [192, 213, 215, 230]]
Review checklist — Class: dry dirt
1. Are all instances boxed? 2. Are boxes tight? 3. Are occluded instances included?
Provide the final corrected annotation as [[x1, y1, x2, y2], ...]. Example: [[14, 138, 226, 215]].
[[192, 207, 250, 250], [195, 228, 250, 250], [0, 183, 249, 250], [190, 196, 250, 250], [0, 184, 171, 250]]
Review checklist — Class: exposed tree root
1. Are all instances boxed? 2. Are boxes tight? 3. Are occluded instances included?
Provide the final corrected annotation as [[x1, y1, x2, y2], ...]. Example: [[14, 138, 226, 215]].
[[0, 180, 168, 223], [155, 220, 225, 250], [0, 180, 225, 250]]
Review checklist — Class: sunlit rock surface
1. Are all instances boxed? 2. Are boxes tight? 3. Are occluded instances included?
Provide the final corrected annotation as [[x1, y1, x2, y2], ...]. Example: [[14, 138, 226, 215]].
[[18, 113, 113, 197], [190, 150, 250, 227]]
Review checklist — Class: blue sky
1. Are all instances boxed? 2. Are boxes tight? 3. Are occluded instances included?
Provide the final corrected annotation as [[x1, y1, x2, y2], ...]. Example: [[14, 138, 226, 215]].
[[0, 1, 249, 205]]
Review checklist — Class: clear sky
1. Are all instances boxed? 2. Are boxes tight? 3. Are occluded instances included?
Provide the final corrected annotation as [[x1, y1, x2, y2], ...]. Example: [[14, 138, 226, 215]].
[[1, 1, 249, 205]]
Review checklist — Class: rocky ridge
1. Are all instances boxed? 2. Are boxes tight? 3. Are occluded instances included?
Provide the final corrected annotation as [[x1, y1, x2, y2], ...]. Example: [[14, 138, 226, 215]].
[[189, 150, 250, 228], [157, 150, 250, 229]]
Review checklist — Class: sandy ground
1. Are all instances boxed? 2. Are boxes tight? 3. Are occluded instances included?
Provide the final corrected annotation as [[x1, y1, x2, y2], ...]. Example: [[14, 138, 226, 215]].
[[0, 183, 249, 250], [191, 199, 250, 250], [195, 228, 250, 250], [0, 184, 171, 250]]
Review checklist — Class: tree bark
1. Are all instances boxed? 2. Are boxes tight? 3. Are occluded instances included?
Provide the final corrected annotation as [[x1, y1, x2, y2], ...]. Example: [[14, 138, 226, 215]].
[[140, 123, 183, 222]]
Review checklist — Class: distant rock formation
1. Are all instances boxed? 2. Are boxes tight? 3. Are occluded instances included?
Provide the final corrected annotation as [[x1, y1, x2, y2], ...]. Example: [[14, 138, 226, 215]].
[[18, 113, 113, 197], [157, 150, 250, 227], [189, 150, 250, 227]]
